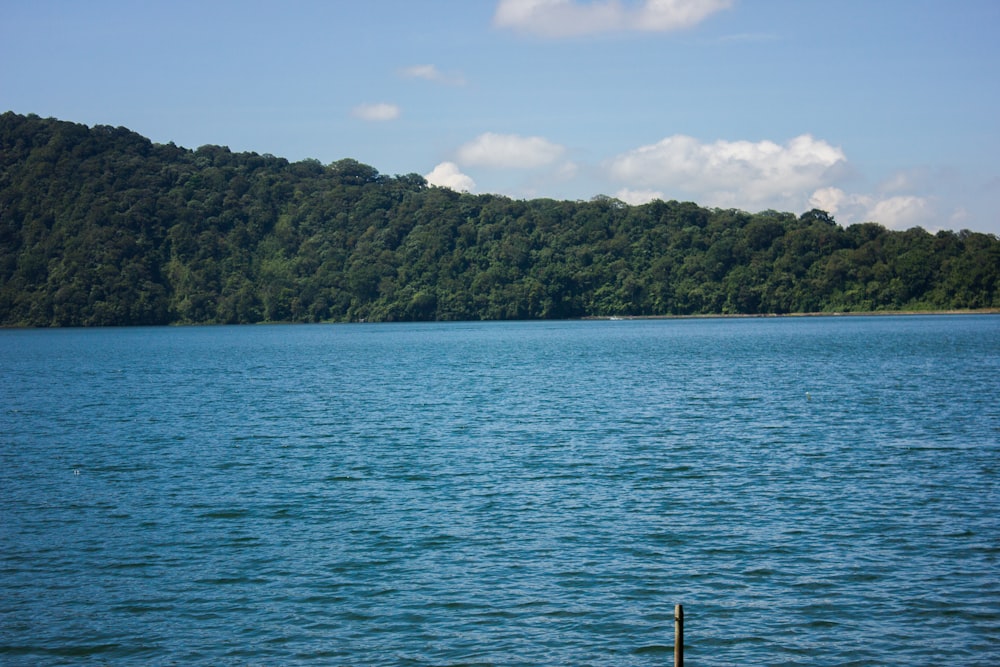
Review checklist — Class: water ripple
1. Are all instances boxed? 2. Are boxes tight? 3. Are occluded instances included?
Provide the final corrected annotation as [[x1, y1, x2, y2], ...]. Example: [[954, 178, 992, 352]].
[[1, 316, 998, 665]]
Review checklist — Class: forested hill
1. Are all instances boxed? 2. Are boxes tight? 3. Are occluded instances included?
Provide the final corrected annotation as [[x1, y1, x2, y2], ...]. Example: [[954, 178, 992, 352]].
[[1, 112, 998, 326]]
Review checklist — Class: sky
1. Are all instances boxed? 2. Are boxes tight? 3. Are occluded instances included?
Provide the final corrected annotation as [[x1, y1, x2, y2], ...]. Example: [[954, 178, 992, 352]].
[[2, 0, 999, 234]]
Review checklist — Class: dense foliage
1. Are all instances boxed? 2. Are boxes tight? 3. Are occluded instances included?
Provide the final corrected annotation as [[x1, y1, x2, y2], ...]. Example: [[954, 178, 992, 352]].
[[2, 112, 998, 326]]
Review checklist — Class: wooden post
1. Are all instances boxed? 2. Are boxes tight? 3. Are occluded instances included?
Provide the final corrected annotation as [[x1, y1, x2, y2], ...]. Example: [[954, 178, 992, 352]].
[[674, 604, 684, 667]]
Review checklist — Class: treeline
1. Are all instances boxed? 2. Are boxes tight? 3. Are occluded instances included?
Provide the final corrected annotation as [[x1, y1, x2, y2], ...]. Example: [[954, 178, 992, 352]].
[[1, 111, 998, 326]]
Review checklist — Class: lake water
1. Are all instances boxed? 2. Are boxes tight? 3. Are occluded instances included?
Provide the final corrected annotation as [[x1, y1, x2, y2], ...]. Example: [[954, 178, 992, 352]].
[[1, 316, 998, 665]]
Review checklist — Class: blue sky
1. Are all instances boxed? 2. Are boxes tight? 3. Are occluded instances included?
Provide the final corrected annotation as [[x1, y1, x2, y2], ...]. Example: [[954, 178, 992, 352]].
[[3, 0, 999, 234]]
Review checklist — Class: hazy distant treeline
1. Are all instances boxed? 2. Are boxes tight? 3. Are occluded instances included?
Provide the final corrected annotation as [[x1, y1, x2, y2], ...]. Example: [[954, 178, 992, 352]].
[[1, 111, 998, 326]]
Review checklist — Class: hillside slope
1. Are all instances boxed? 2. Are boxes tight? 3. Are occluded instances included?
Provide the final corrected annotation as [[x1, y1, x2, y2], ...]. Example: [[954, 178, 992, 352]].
[[2, 112, 998, 326]]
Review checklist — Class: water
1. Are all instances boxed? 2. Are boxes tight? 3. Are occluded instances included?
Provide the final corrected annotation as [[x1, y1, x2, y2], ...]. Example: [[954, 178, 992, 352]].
[[1, 316, 998, 665]]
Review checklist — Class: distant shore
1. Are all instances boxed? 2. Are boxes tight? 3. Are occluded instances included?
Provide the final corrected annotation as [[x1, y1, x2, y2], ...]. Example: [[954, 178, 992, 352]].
[[583, 308, 1000, 321]]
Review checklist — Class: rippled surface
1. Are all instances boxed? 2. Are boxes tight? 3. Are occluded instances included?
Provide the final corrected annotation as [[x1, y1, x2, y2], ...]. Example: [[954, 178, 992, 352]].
[[2, 316, 998, 665]]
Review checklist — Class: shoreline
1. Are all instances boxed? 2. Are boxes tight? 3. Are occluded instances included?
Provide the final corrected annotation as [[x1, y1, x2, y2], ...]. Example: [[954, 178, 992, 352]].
[[584, 308, 1000, 321], [2, 308, 998, 329]]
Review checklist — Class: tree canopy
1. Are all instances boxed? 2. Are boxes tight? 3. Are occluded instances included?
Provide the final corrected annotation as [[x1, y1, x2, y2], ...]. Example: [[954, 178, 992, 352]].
[[1, 112, 998, 326]]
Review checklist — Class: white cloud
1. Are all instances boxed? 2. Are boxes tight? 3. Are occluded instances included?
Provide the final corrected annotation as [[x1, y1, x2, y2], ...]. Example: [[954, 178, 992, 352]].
[[493, 0, 733, 37], [352, 103, 400, 121], [609, 134, 847, 211], [457, 132, 565, 169], [400, 64, 466, 85], [634, 0, 735, 31], [808, 187, 935, 230], [616, 188, 664, 205], [868, 195, 934, 230], [425, 162, 476, 192], [808, 186, 851, 216]]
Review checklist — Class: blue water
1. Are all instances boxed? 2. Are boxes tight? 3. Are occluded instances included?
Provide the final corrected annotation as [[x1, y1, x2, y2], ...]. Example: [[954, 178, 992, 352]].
[[1, 316, 998, 665]]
